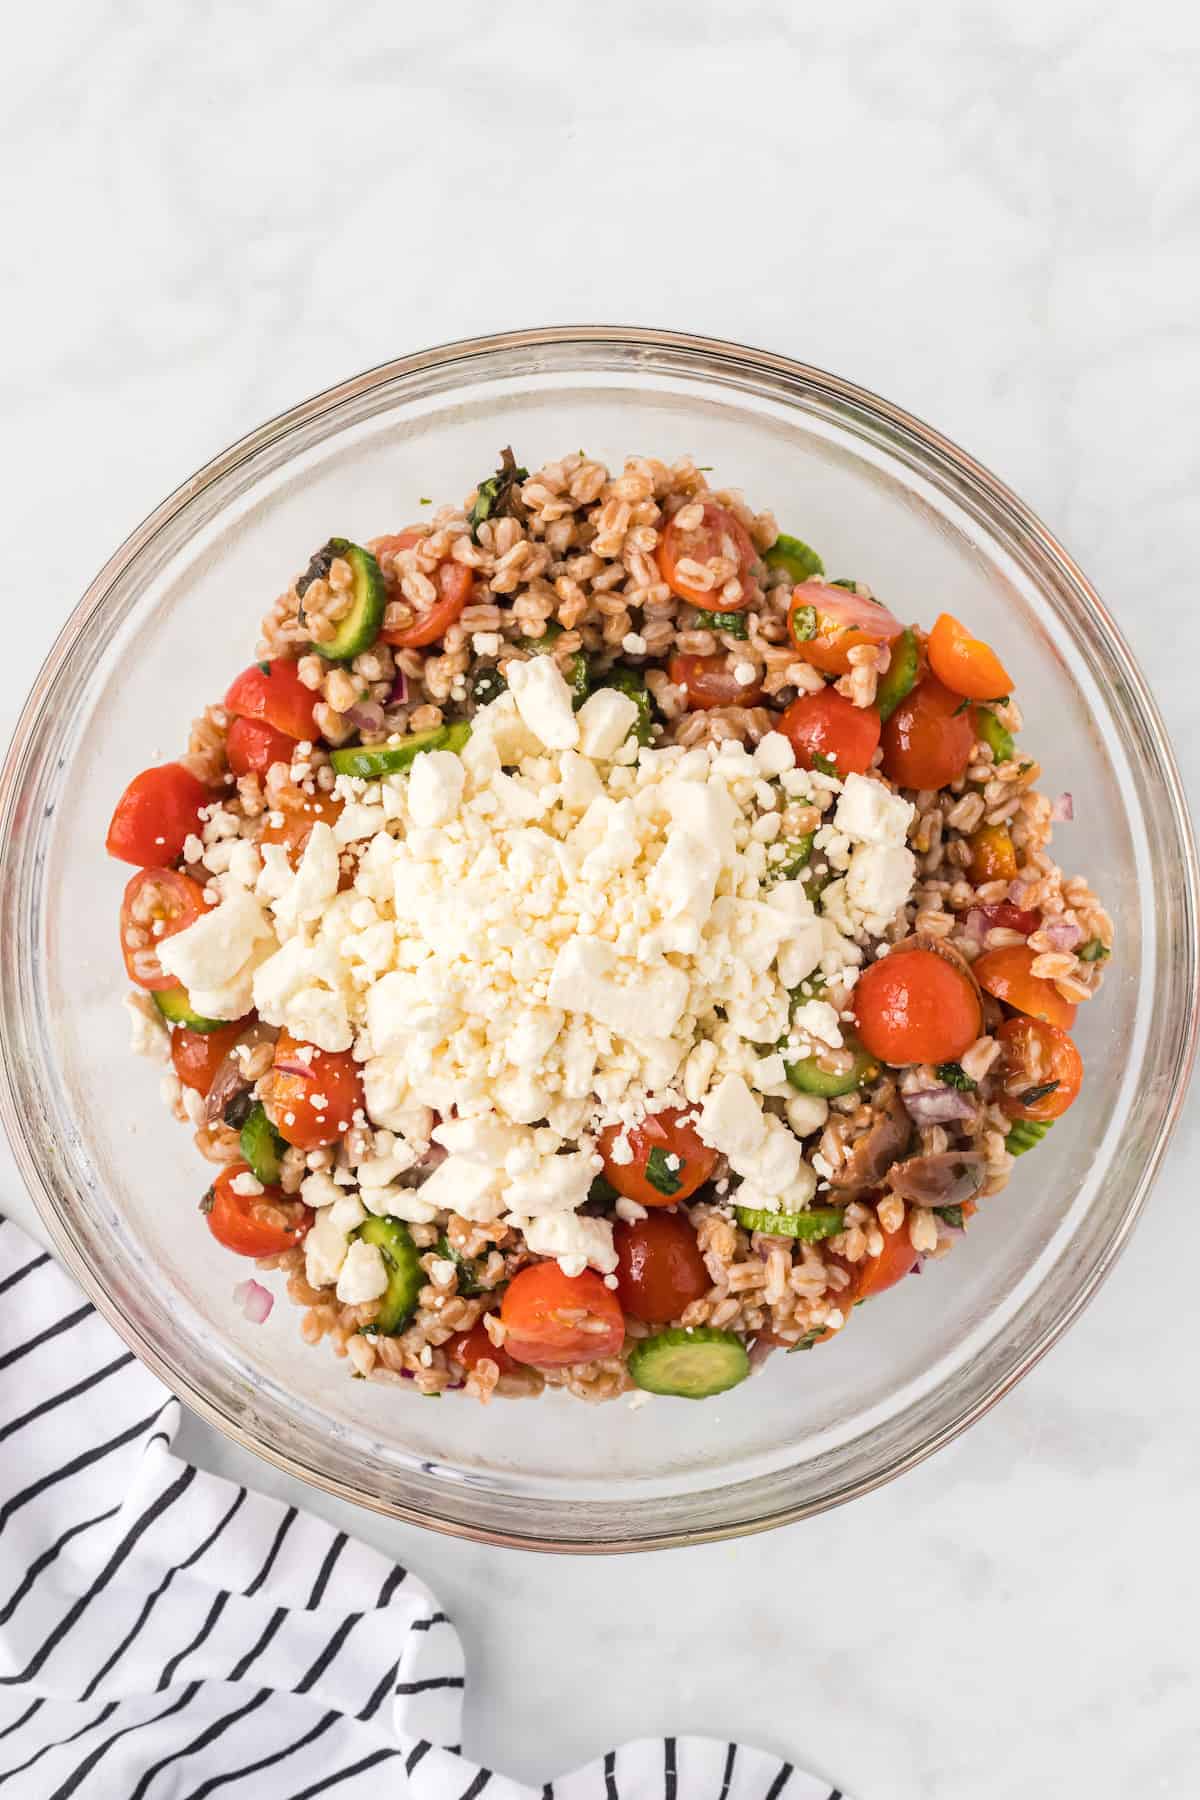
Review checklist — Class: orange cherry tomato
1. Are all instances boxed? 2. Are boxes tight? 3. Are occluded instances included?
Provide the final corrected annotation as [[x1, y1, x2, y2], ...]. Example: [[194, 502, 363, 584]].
[[967, 822, 1018, 884], [667, 652, 763, 710], [260, 789, 344, 865], [500, 1264, 626, 1367], [369, 529, 424, 560], [266, 1031, 364, 1150], [597, 1107, 718, 1209], [171, 1018, 250, 1094], [204, 1163, 312, 1258], [927, 613, 1012, 702], [778, 686, 881, 777], [880, 675, 976, 791], [106, 763, 210, 866], [973, 945, 1077, 1030], [655, 501, 761, 609], [225, 659, 321, 743], [226, 716, 298, 778], [995, 1017, 1083, 1121], [446, 1319, 516, 1376], [380, 559, 474, 649], [787, 582, 903, 676], [847, 1212, 920, 1302], [119, 868, 213, 991], [614, 1210, 711, 1324], [853, 946, 982, 1065]]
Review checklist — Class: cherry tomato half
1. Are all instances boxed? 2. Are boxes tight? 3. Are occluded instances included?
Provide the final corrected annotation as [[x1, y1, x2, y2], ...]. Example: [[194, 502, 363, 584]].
[[973, 945, 1077, 1030], [260, 789, 344, 865], [787, 583, 903, 676], [500, 1264, 626, 1367], [880, 676, 976, 792], [614, 1210, 711, 1324], [966, 823, 1018, 885], [381, 558, 474, 649], [667, 652, 763, 710], [973, 901, 1041, 936], [778, 685, 881, 777], [927, 613, 1012, 702], [226, 716, 299, 778], [656, 501, 760, 609], [106, 763, 210, 866], [597, 1107, 718, 1209], [265, 1030, 365, 1150], [846, 1212, 920, 1302], [171, 1018, 250, 1095], [204, 1162, 312, 1258], [225, 659, 321, 743], [369, 529, 424, 560], [995, 1017, 1083, 1121], [120, 868, 212, 991], [853, 946, 982, 1065], [447, 1319, 516, 1376]]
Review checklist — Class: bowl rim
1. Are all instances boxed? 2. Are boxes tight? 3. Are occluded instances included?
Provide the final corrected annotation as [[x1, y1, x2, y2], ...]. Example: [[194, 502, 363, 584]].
[[2, 323, 1197, 1552]]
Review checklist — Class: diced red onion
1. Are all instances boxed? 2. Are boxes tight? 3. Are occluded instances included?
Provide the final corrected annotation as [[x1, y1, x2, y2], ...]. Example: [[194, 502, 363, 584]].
[[389, 670, 409, 705], [889, 1151, 986, 1207], [1043, 915, 1084, 952], [1050, 792, 1074, 822], [1008, 879, 1032, 905], [962, 909, 988, 945], [233, 1278, 273, 1324], [902, 1087, 977, 1126], [274, 1058, 315, 1081], [346, 700, 386, 736]]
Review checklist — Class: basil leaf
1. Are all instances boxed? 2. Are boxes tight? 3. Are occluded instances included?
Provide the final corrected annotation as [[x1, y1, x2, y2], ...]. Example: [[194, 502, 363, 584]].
[[935, 1204, 965, 1228], [1017, 1080, 1061, 1107], [691, 608, 749, 639], [468, 447, 528, 543], [589, 1172, 620, 1205], [1079, 938, 1109, 963], [935, 1062, 976, 1092], [812, 752, 838, 777], [644, 1146, 682, 1197]]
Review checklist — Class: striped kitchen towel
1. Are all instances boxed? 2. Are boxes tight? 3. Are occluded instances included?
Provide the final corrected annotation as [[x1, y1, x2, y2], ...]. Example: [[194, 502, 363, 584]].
[[0, 1216, 847, 1799]]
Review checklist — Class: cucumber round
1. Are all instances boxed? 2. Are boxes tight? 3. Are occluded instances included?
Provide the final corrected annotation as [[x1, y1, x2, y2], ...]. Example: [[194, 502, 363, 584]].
[[240, 1102, 286, 1188], [975, 706, 1015, 764], [875, 626, 919, 722], [627, 1327, 750, 1400], [306, 539, 386, 662], [152, 986, 226, 1033], [734, 1205, 846, 1241], [330, 720, 470, 779], [764, 533, 824, 583], [355, 1215, 423, 1335], [768, 831, 815, 884], [1005, 1118, 1053, 1157], [784, 1038, 880, 1099]]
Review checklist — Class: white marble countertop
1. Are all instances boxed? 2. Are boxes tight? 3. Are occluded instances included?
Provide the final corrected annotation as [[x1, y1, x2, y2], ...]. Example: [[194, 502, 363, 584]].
[[4, 4, 1199, 1794]]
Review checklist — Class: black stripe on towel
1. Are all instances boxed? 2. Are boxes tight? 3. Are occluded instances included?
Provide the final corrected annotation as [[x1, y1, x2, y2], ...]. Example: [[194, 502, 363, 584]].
[[290, 1746, 401, 1797], [45, 1686, 201, 1800], [0, 1351, 135, 1445], [0, 1252, 50, 1297], [764, 1764, 794, 1798], [0, 1409, 168, 1531]]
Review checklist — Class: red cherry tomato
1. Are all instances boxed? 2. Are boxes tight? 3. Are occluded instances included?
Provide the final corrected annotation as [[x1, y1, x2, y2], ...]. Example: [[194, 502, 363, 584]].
[[597, 1107, 718, 1209], [369, 529, 424, 560], [204, 1163, 312, 1258], [880, 676, 976, 791], [973, 901, 1041, 936], [973, 945, 1077, 1030], [260, 789, 344, 865], [446, 1319, 516, 1376], [927, 613, 1011, 701], [265, 1031, 365, 1150], [778, 686, 882, 777], [226, 716, 298, 778], [853, 947, 983, 1065], [787, 583, 903, 675], [171, 1018, 250, 1094], [656, 501, 760, 609], [224, 659, 321, 743], [995, 1017, 1083, 1121], [845, 1212, 920, 1303], [106, 763, 210, 866], [119, 868, 213, 991], [614, 1211, 711, 1324], [500, 1264, 626, 1367], [380, 559, 474, 649], [667, 652, 763, 711]]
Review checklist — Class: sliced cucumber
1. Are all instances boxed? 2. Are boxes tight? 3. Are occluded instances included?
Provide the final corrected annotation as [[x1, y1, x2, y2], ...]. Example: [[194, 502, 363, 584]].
[[152, 986, 226, 1033], [299, 538, 386, 662], [764, 533, 824, 584], [355, 1216, 424, 1335], [240, 1103, 286, 1187], [1005, 1118, 1053, 1157], [601, 665, 654, 745], [875, 626, 919, 723], [784, 1037, 880, 1099], [735, 1205, 845, 1241], [627, 1327, 750, 1400], [767, 831, 815, 884], [330, 720, 471, 779], [975, 706, 1015, 764]]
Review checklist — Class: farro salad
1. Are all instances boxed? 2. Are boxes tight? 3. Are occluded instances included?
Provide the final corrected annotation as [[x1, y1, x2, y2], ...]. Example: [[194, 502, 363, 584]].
[[107, 449, 1112, 1405]]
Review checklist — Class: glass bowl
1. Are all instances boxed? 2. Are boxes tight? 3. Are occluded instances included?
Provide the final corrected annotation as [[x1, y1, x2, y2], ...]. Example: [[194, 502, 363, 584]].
[[1, 327, 1195, 1552]]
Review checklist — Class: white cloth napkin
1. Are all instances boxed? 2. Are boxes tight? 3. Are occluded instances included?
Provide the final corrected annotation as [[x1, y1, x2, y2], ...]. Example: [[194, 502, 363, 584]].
[[0, 1215, 847, 1799]]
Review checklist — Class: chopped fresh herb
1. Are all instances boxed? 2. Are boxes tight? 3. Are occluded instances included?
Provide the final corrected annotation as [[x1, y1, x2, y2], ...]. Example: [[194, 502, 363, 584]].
[[767, 832, 815, 884], [790, 603, 818, 642], [199, 1187, 215, 1215], [935, 1204, 965, 1228], [645, 1146, 683, 1197], [436, 1234, 483, 1298], [467, 446, 528, 544], [257, 660, 271, 676], [222, 1090, 255, 1131], [787, 1325, 826, 1353], [1018, 760, 1034, 775], [468, 666, 507, 709], [1005, 1118, 1053, 1156], [829, 578, 858, 591], [691, 608, 749, 639], [1017, 1080, 1061, 1107], [812, 752, 838, 777], [419, 496, 432, 505], [1079, 938, 1110, 963], [296, 540, 336, 605], [589, 1172, 620, 1205], [936, 1062, 976, 1091], [952, 696, 972, 717], [697, 464, 713, 471]]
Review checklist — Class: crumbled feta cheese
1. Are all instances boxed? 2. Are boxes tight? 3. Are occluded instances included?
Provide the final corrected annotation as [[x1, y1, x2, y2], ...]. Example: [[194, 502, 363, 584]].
[[335, 1239, 389, 1305], [785, 1092, 829, 1138], [124, 993, 168, 1061], [697, 1075, 765, 1159], [300, 1170, 343, 1210], [519, 1210, 617, 1277], [576, 687, 639, 761], [614, 1196, 648, 1223], [472, 632, 502, 656], [408, 750, 465, 827], [158, 888, 277, 1021], [506, 656, 580, 750], [790, 999, 844, 1050], [753, 732, 796, 778], [621, 632, 647, 656], [230, 1171, 264, 1198], [304, 1208, 352, 1289], [732, 661, 757, 687], [834, 772, 915, 847]]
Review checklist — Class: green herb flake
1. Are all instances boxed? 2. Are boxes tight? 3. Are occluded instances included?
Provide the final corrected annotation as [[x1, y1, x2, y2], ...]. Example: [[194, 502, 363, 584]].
[[1079, 938, 1110, 963], [419, 497, 432, 505], [935, 1204, 965, 1228], [829, 578, 858, 591], [257, 661, 271, 676], [436, 1234, 483, 1297], [645, 1146, 683, 1197], [1017, 1080, 1061, 1107], [936, 1062, 976, 1092], [787, 1325, 825, 1353], [952, 696, 972, 717], [1018, 760, 1034, 775], [812, 752, 838, 777], [467, 446, 529, 544], [790, 603, 818, 642], [589, 1172, 620, 1206], [691, 608, 749, 639]]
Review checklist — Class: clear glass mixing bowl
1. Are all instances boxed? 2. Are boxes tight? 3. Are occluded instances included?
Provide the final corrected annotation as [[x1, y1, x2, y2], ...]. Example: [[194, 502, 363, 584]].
[[1, 327, 1195, 1551]]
